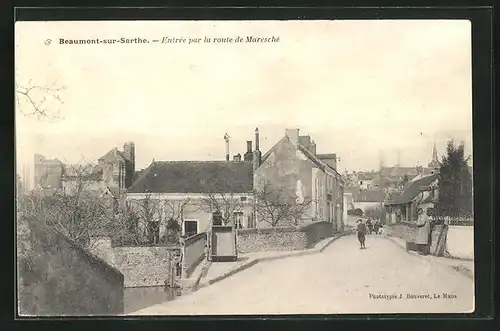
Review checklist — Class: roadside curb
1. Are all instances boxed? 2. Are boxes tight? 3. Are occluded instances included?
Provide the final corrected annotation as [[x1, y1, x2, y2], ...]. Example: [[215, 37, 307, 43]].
[[194, 234, 345, 292], [384, 235, 474, 280]]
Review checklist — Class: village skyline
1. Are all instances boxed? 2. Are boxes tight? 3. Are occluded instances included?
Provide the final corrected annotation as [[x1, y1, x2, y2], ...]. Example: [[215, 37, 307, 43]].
[[16, 19, 472, 179]]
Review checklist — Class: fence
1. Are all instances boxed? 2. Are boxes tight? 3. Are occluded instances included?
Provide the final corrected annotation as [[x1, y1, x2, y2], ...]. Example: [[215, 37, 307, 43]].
[[444, 217, 474, 226]]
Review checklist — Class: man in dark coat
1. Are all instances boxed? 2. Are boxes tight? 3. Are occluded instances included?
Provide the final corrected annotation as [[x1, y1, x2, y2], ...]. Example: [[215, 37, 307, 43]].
[[356, 219, 367, 249]]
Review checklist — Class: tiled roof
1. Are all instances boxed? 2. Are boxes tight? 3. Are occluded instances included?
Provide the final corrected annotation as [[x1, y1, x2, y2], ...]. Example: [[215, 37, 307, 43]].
[[380, 166, 419, 178], [385, 173, 438, 205], [258, 134, 342, 180], [356, 189, 385, 202], [99, 148, 127, 162], [127, 161, 254, 194]]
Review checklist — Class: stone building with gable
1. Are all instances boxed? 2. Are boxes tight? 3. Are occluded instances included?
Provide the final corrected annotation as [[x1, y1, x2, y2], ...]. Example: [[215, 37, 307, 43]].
[[253, 128, 344, 232], [123, 127, 344, 238]]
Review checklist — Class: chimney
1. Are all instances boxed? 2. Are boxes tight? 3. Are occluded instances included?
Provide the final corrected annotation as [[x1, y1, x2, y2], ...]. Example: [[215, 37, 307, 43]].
[[233, 154, 242, 162], [244, 141, 253, 162], [310, 140, 317, 155], [253, 127, 262, 171], [123, 142, 136, 188], [285, 128, 299, 146], [224, 133, 230, 161], [255, 128, 260, 151]]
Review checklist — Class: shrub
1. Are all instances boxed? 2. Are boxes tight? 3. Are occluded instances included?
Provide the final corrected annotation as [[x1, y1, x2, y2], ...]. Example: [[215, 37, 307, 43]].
[[347, 208, 363, 217]]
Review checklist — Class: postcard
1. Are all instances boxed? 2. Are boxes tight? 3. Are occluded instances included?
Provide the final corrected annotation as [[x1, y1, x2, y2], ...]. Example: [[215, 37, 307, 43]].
[[15, 19, 474, 316]]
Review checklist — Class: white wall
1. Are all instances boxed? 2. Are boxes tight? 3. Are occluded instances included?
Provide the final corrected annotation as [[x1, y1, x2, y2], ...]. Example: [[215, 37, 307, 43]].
[[446, 226, 474, 260], [353, 201, 380, 213]]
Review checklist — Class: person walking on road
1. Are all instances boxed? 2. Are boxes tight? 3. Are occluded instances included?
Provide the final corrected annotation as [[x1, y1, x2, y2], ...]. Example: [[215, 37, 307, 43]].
[[356, 219, 367, 249]]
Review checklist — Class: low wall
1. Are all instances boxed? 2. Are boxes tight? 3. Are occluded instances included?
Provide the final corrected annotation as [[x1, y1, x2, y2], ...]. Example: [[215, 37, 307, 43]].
[[182, 232, 207, 278], [385, 222, 418, 242], [18, 220, 124, 316], [237, 221, 333, 253], [91, 238, 177, 288], [300, 221, 334, 248], [446, 226, 474, 260]]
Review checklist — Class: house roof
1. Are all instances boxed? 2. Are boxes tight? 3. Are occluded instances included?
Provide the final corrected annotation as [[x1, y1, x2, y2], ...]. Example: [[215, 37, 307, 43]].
[[258, 134, 342, 181], [355, 189, 385, 202], [127, 161, 254, 194], [317, 153, 336, 159], [298, 135, 311, 147], [385, 173, 438, 205], [380, 166, 419, 178], [344, 187, 360, 200], [99, 148, 127, 162]]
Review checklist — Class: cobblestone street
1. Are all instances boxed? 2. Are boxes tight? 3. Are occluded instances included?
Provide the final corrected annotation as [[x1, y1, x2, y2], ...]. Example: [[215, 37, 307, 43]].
[[131, 234, 474, 315]]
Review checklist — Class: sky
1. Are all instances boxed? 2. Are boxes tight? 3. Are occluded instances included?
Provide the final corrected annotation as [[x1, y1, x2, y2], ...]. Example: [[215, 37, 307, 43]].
[[15, 20, 472, 186]]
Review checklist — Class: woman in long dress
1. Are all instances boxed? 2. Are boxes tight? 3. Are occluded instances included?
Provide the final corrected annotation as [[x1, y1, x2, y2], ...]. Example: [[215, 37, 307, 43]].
[[415, 208, 431, 255]]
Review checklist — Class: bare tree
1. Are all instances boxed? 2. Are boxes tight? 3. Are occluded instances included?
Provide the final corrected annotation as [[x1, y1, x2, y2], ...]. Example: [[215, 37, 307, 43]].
[[199, 168, 246, 226], [200, 191, 245, 226], [20, 164, 125, 250], [127, 194, 191, 245], [164, 198, 191, 238], [15, 78, 65, 121], [254, 182, 314, 227], [19, 156, 145, 250]]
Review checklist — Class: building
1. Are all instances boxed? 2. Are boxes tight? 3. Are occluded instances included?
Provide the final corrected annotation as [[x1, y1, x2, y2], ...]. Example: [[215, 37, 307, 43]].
[[34, 154, 63, 190], [16, 174, 24, 197], [124, 127, 344, 238], [126, 160, 255, 238], [342, 192, 354, 221], [60, 142, 136, 198], [353, 189, 385, 213], [254, 128, 344, 231], [427, 142, 441, 169], [384, 172, 439, 224]]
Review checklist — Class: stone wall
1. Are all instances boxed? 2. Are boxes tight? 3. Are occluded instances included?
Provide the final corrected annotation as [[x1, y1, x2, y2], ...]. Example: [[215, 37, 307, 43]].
[[182, 232, 207, 278], [237, 227, 307, 253], [91, 237, 177, 287], [300, 221, 334, 247], [385, 222, 418, 242], [18, 219, 124, 316], [237, 221, 333, 253]]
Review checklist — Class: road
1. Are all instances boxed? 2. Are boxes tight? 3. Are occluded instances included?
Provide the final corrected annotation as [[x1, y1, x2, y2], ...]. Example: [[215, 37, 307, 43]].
[[132, 234, 474, 315]]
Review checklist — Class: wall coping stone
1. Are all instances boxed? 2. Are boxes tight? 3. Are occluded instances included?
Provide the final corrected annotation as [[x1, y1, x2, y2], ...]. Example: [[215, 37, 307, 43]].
[[183, 232, 207, 246], [237, 226, 298, 235], [52, 229, 124, 285]]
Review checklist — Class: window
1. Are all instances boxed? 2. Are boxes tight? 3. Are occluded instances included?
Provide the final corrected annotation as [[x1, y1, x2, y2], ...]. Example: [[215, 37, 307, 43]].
[[240, 196, 247, 202], [233, 212, 244, 228], [183, 220, 198, 237]]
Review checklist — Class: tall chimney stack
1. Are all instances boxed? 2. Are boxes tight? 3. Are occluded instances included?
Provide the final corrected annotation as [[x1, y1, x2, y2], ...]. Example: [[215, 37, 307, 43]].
[[244, 141, 253, 162], [253, 127, 262, 171], [255, 127, 260, 151], [224, 133, 230, 161]]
